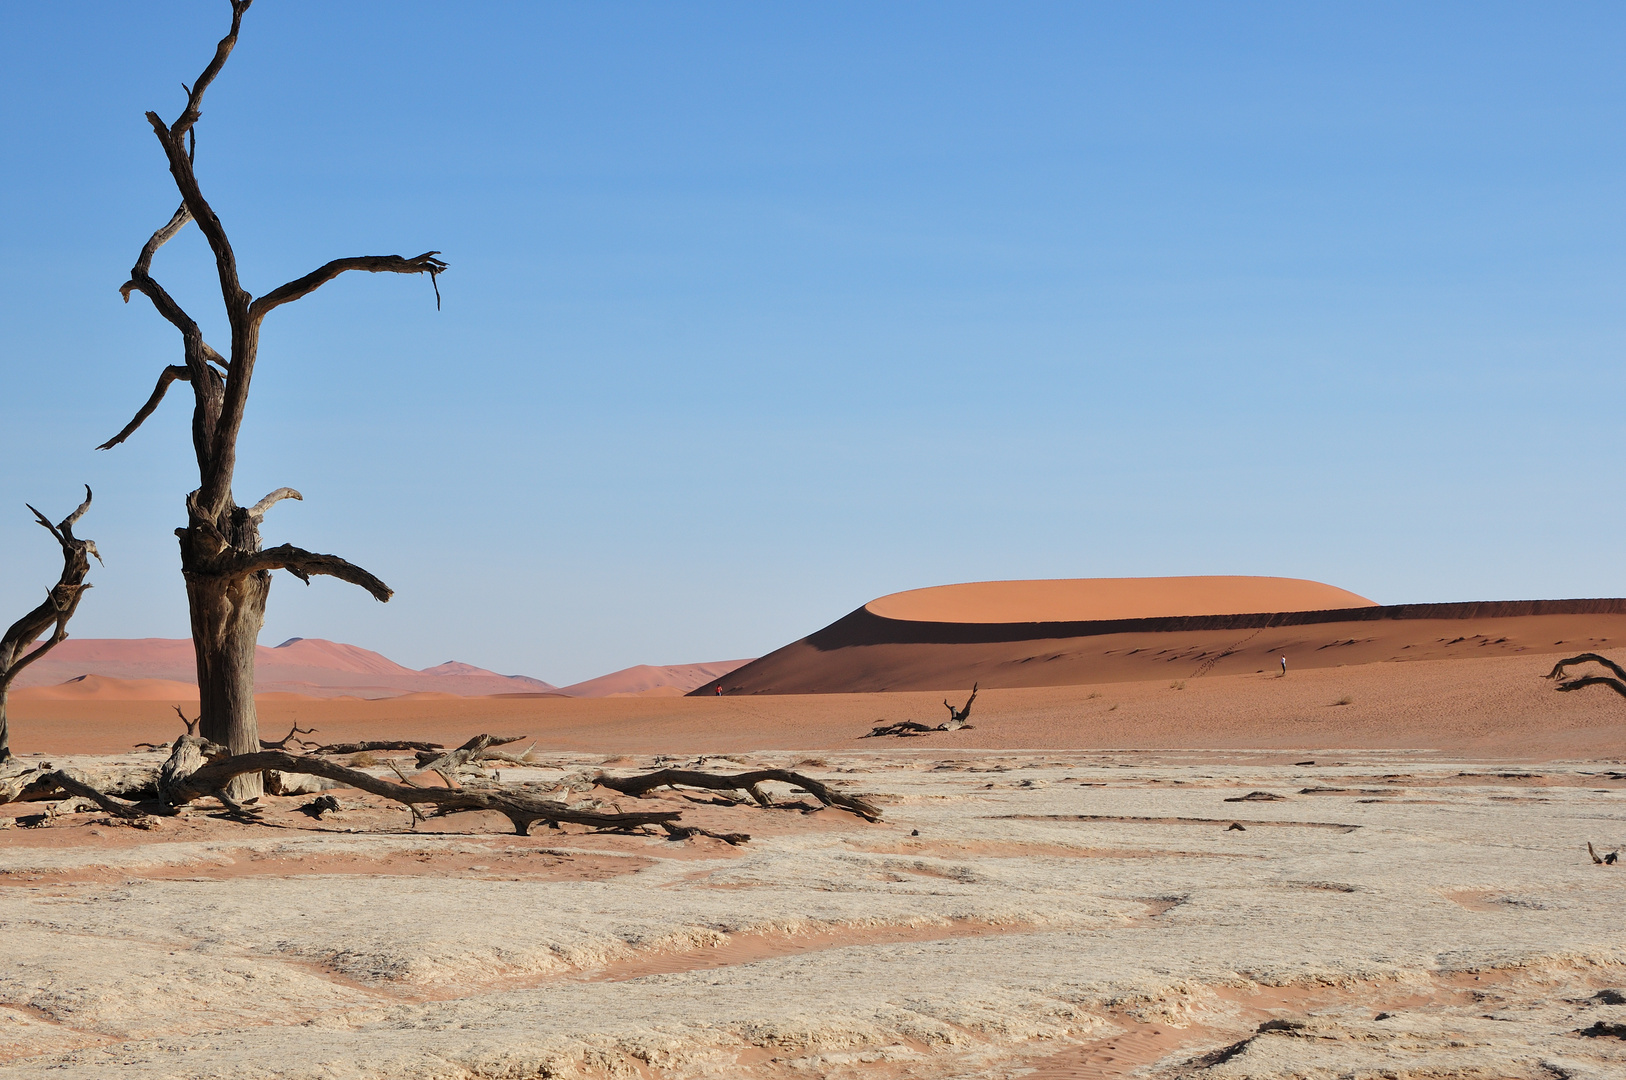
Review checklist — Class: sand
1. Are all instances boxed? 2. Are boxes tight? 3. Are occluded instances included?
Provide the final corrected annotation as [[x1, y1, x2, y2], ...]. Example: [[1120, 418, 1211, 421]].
[[10, 651, 1624, 761], [3, 747, 1624, 1079], [7, 580, 1626, 1077], [11, 637, 555, 698], [866, 576, 1377, 624], [707, 602, 1626, 694], [552, 661, 756, 698]]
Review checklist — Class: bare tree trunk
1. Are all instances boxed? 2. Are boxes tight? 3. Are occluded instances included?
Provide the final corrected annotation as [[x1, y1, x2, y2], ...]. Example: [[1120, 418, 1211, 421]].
[[187, 567, 270, 796], [0, 490, 99, 761], [100, 1, 442, 792]]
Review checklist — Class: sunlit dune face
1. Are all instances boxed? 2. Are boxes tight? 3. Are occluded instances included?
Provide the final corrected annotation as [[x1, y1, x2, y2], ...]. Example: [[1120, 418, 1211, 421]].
[[865, 576, 1378, 624]]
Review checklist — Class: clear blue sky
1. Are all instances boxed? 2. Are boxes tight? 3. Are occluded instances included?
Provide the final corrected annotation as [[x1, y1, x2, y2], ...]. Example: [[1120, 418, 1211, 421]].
[[3, 2, 1624, 685]]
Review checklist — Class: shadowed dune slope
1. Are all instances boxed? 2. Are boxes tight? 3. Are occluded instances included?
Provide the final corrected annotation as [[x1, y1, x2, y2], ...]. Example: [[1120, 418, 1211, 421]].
[[694, 577, 1626, 694]]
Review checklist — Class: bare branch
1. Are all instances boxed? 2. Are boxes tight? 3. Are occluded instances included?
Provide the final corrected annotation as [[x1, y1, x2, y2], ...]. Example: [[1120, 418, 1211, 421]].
[[250, 252, 450, 322], [315, 740, 443, 755], [259, 724, 318, 751], [98, 367, 192, 450], [25, 770, 150, 822], [595, 768, 883, 821], [122, 203, 191, 294], [26, 504, 65, 547], [59, 485, 93, 534], [1556, 675, 1626, 699], [6, 609, 77, 681], [169, 1, 253, 142], [239, 543, 393, 602], [171, 748, 681, 836], [245, 487, 302, 520], [1546, 653, 1626, 683]]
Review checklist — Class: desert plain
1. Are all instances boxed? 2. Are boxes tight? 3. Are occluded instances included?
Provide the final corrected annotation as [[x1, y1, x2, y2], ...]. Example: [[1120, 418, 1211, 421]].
[[3, 581, 1626, 1079]]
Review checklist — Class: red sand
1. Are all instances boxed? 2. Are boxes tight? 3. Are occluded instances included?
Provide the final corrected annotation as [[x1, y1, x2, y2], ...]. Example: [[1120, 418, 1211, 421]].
[[9, 651, 1624, 761]]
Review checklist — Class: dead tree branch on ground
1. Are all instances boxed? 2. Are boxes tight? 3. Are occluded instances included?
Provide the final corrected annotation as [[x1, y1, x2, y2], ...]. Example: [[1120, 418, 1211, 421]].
[[594, 768, 882, 821], [863, 684, 979, 739], [101, 0, 445, 800], [0, 488, 99, 759], [943, 683, 978, 728], [314, 739, 444, 755], [1545, 654, 1626, 698], [3, 734, 679, 837]]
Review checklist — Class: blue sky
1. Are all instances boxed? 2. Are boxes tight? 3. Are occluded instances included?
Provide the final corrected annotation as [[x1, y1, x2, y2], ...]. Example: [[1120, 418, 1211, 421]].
[[3, 2, 1624, 685]]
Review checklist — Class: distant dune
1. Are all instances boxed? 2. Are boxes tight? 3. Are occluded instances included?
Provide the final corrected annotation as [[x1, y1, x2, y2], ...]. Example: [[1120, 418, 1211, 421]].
[[11, 637, 556, 699], [554, 660, 755, 698], [10, 674, 201, 702], [695, 576, 1626, 694]]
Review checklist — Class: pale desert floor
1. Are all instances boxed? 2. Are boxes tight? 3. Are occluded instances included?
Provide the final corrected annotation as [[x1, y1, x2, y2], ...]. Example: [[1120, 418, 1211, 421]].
[[4, 653, 1626, 1078], [2, 752, 1624, 1077]]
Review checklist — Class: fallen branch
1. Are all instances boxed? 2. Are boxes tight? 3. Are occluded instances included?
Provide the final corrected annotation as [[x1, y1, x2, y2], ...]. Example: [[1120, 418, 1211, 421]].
[[413, 734, 525, 768], [259, 723, 318, 751], [18, 770, 150, 822], [863, 721, 941, 738], [661, 822, 751, 845], [1546, 653, 1626, 698], [173, 746, 678, 836], [943, 683, 977, 729], [594, 768, 882, 822], [313, 739, 444, 755]]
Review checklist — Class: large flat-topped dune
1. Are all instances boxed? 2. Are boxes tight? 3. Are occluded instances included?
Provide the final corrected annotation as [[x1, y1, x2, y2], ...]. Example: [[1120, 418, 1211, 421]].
[[867, 576, 1378, 624], [694, 576, 1626, 695]]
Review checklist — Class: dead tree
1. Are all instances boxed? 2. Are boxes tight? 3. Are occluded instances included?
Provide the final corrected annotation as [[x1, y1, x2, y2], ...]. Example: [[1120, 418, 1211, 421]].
[[1545, 654, 1626, 699], [100, 1, 445, 799], [943, 683, 978, 729], [0, 489, 99, 760]]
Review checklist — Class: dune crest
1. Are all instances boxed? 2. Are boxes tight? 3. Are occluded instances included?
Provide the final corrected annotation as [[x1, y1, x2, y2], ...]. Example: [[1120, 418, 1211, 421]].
[[867, 575, 1377, 624]]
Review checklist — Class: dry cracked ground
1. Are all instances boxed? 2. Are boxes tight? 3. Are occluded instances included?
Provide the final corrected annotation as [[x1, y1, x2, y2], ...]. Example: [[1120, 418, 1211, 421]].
[[3, 749, 1626, 1079]]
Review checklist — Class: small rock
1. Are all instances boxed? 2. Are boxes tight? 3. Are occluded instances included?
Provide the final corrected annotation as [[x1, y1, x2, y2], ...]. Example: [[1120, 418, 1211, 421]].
[[1227, 822, 1246, 831]]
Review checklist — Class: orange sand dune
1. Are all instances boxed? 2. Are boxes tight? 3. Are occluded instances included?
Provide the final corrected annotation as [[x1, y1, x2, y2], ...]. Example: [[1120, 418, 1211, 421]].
[[554, 660, 755, 698], [868, 576, 1377, 623], [696, 577, 1626, 695], [7, 652, 1623, 760]]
